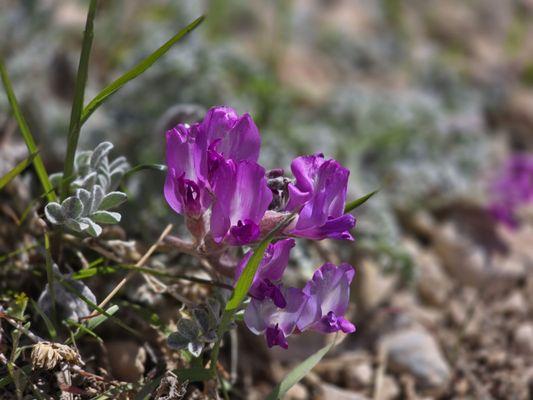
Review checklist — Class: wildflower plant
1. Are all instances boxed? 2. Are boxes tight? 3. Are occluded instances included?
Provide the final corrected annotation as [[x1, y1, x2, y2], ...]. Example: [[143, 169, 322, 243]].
[[163, 105, 369, 394], [0, 1, 372, 397]]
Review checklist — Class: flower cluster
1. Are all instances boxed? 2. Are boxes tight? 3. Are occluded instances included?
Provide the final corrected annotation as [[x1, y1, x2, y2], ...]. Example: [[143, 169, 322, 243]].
[[164, 106, 357, 348], [489, 154, 533, 228]]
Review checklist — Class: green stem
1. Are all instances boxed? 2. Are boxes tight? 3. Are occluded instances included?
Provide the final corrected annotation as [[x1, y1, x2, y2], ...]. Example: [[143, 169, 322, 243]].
[[60, 0, 98, 200], [43, 232, 58, 328], [210, 310, 233, 376], [0, 57, 56, 202]]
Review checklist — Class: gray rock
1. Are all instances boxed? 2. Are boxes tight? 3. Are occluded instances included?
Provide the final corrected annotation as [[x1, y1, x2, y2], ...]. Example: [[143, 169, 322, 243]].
[[380, 327, 451, 394], [514, 323, 533, 355], [316, 383, 370, 400]]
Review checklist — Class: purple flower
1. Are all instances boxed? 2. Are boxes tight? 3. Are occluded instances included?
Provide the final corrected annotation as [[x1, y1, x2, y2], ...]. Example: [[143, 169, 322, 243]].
[[235, 238, 295, 307], [202, 106, 261, 164], [489, 154, 533, 228], [164, 106, 261, 218], [210, 159, 272, 245], [285, 154, 355, 240], [244, 287, 307, 349], [296, 263, 356, 334]]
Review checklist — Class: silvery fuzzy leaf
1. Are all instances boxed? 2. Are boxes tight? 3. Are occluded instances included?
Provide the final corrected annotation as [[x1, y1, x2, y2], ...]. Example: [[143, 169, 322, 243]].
[[192, 307, 210, 334], [76, 188, 92, 216], [90, 142, 113, 170], [97, 173, 110, 192], [108, 170, 124, 192], [91, 211, 121, 224], [90, 185, 105, 214], [187, 341, 204, 358], [75, 151, 93, 176], [176, 318, 200, 341], [38, 264, 97, 322], [45, 202, 65, 225], [79, 218, 102, 237], [73, 171, 97, 190], [61, 196, 83, 219], [167, 332, 190, 350], [49, 173, 63, 189], [109, 156, 128, 172], [100, 191, 127, 210], [65, 219, 90, 232]]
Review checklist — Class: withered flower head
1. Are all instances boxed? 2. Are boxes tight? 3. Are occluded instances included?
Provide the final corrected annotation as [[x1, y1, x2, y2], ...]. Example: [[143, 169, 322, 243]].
[[31, 341, 83, 370]]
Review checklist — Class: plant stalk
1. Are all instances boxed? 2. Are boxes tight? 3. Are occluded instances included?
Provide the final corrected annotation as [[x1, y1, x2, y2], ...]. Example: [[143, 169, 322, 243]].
[[60, 0, 98, 200]]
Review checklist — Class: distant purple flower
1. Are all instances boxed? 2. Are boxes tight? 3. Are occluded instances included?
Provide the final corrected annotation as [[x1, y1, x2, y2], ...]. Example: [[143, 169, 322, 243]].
[[235, 238, 295, 307], [489, 154, 533, 228], [244, 287, 307, 349], [210, 159, 272, 245], [297, 263, 355, 334], [164, 106, 261, 218], [285, 154, 355, 240]]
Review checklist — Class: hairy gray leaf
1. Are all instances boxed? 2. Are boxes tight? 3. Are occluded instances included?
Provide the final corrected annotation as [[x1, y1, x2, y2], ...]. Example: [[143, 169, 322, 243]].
[[90, 142, 113, 170], [61, 196, 83, 219], [44, 202, 65, 225], [91, 211, 121, 224], [100, 191, 127, 210]]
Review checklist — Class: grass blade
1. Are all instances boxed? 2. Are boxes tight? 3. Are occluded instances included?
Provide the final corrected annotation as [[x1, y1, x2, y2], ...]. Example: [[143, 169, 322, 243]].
[[29, 298, 57, 340], [344, 189, 378, 213], [60, 0, 98, 199], [80, 15, 205, 125], [0, 58, 56, 201], [0, 152, 38, 190], [123, 163, 167, 180], [266, 336, 337, 400]]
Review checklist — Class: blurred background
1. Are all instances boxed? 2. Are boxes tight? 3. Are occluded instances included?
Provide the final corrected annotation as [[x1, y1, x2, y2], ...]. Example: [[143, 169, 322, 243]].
[[1, 0, 532, 399]]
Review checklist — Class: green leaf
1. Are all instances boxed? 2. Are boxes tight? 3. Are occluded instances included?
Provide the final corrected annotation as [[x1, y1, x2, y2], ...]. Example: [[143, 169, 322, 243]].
[[56, 276, 140, 338], [91, 210, 121, 224], [80, 217, 102, 237], [61, 196, 84, 219], [0, 58, 56, 201], [68, 305, 119, 343], [226, 215, 295, 311], [0, 152, 38, 190], [266, 337, 338, 400], [225, 215, 294, 311], [61, 0, 98, 200], [226, 237, 272, 311], [44, 202, 65, 225], [99, 191, 127, 210], [80, 15, 205, 125], [344, 190, 378, 213]]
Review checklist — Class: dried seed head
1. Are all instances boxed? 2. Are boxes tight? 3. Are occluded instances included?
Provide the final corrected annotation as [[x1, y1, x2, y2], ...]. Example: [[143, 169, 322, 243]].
[[31, 342, 83, 370]]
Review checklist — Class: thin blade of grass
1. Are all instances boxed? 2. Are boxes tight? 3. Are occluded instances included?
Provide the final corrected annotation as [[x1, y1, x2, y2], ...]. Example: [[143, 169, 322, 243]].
[[123, 163, 167, 180], [55, 275, 140, 338], [80, 15, 205, 125], [266, 335, 338, 400], [0, 152, 38, 190], [29, 298, 57, 340], [43, 233, 58, 326], [60, 0, 98, 199], [0, 58, 56, 201], [344, 189, 378, 213]]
